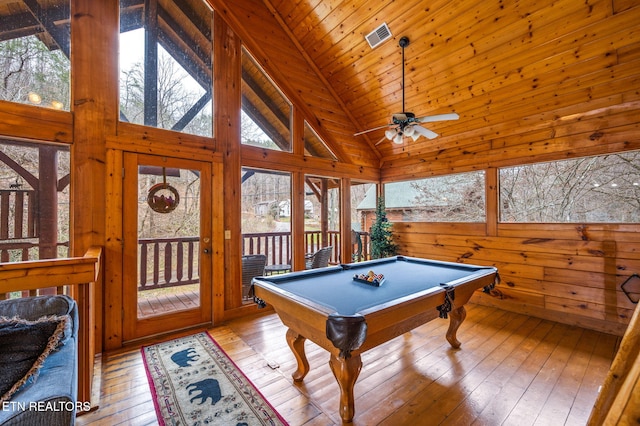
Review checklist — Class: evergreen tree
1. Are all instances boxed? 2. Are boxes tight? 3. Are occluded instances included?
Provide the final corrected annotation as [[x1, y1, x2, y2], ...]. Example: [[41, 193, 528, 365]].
[[370, 197, 397, 259]]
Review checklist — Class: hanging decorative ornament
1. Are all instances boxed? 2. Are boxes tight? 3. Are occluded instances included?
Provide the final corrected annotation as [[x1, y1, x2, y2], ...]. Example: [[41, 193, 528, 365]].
[[147, 167, 180, 213]]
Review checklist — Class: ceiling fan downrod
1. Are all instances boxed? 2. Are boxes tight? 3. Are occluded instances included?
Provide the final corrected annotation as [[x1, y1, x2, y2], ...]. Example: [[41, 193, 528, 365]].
[[399, 36, 409, 115], [352, 35, 459, 144]]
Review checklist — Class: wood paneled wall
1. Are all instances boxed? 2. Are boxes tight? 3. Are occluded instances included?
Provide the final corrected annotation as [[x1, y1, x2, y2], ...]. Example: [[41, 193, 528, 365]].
[[393, 220, 638, 335]]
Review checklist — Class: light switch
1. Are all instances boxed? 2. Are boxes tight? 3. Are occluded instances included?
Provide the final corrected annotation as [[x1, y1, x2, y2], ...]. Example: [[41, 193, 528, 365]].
[[224, 230, 231, 240]]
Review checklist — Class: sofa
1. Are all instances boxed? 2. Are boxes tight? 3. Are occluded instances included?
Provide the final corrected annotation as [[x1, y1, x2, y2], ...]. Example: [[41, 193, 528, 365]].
[[0, 295, 78, 426]]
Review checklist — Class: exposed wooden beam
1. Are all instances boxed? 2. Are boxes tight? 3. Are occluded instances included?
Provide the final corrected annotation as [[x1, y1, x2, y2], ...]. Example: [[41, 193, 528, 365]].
[[0, 12, 39, 42], [241, 68, 290, 128], [241, 94, 289, 150], [171, 91, 211, 132], [0, 150, 38, 189], [143, 0, 158, 126], [22, 0, 70, 56]]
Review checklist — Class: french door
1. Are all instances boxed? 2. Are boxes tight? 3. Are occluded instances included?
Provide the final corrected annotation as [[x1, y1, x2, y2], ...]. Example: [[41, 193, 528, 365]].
[[122, 153, 212, 341]]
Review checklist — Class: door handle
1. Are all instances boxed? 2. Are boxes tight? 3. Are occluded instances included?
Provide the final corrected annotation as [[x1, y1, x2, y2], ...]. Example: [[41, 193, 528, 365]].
[[203, 248, 211, 254]]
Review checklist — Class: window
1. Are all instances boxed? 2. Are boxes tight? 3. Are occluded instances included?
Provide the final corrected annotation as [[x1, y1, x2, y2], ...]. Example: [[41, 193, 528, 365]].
[[304, 121, 336, 160], [119, 0, 213, 137], [304, 175, 340, 264], [382, 172, 486, 222], [0, 1, 71, 110], [351, 182, 375, 261], [241, 49, 292, 152], [500, 151, 640, 223], [0, 140, 70, 262], [241, 168, 292, 268]]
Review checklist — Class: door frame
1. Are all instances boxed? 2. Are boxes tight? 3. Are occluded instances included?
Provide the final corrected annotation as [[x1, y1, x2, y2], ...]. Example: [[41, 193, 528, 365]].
[[122, 152, 213, 342]]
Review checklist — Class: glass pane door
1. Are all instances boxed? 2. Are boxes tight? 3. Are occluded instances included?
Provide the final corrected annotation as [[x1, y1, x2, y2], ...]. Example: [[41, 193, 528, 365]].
[[123, 153, 212, 341], [137, 165, 201, 318]]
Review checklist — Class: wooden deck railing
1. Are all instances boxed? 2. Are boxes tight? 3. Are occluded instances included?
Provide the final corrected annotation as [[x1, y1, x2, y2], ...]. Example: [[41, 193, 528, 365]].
[[0, 231, 369, 296], [138, 237, 200, 291], [138, 231, 370, 290], [0, 241, 70, 263], [243, 231, 292, 266], [0, 189, 37, 241], [242, 230, 370, 265], [0, 246, 102, 406]]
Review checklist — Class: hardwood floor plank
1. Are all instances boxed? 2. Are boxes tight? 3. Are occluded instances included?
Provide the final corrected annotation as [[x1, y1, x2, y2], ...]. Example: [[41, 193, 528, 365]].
[[469, 319, 557, 425], [77, 305, 616, 426], [533, 328, 599, 425], [374, 308, 528, 425], [503, 324, 585, 425], [564, 331, 620, 426], [438, 316, 546, 425]]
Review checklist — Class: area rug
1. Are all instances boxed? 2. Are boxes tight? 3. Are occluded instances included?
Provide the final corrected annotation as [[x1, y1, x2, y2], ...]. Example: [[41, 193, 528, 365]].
[[142, 332, 288, 426]]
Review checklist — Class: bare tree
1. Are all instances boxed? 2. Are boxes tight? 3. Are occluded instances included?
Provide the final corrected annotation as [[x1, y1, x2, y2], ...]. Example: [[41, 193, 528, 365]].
[[119, 48, 212, 137], [501, 152, 640, 222], [0, 36, 69, 108], [411, 172, 486, 222]]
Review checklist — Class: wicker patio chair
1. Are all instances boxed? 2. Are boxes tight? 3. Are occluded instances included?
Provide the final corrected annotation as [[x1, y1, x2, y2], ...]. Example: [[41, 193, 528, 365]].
[[305, 246, 333, 269], [241, 254, 266, 299]]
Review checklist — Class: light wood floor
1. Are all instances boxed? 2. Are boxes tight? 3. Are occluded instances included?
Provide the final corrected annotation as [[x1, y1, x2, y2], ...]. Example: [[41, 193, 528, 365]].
[[77, 304, 618, 426]]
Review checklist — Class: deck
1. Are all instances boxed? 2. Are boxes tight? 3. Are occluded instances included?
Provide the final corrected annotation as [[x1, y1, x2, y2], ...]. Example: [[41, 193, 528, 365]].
[[136, 284, 201, 318]]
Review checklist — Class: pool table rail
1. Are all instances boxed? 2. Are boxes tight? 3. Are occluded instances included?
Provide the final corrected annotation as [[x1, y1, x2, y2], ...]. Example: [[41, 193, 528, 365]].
[[252, 262, 497, 355]]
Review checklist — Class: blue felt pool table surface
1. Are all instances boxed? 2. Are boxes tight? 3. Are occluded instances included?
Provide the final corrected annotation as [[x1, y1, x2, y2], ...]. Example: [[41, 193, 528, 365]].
[[257, 255, 495, 315]]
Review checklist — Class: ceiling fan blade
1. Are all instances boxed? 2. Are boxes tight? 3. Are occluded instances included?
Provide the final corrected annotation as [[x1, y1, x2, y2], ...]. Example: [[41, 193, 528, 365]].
[[417, 113, 460, 123], [413, 125, 439, 139], [374, 135, 388, 146], [353, 123, 393, 136]]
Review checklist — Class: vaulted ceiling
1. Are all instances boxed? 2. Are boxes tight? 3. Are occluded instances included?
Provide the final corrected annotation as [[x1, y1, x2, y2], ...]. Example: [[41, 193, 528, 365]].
[[214, 0, 640, 174], [2, 0, 638, 175]]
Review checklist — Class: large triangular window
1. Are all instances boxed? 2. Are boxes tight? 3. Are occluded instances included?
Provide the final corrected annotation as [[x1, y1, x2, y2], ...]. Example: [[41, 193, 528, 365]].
[[304, 121, 337, 160], [241, 49, 292, 152]]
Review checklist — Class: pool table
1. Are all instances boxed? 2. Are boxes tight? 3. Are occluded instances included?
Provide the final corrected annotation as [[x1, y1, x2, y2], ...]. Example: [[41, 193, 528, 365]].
[[252, 255, 499, 423]]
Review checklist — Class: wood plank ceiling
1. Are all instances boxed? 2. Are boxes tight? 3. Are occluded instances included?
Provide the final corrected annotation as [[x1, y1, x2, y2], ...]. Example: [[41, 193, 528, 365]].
[[249, 0, 640, 173], [2, 0, 638, 173]]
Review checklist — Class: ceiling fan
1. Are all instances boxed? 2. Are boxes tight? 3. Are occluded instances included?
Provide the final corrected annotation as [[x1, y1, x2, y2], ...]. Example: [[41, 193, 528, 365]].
[[354, 36, 459, 145]]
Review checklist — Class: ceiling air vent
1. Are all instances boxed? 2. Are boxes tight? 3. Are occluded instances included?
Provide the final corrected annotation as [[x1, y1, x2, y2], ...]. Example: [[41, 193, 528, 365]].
[[365, 23, 392, 49]]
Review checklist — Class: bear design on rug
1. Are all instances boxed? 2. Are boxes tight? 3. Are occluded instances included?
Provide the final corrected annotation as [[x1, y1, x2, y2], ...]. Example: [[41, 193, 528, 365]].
[[187, 378, 222, 405], [171, 347, 199, 367]]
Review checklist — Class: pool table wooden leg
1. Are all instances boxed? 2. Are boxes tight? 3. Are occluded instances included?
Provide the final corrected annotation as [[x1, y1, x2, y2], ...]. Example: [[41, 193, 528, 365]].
[[446, 305, 466, 349], [286, 328, 309, 381], [329, 352, 362, 423]]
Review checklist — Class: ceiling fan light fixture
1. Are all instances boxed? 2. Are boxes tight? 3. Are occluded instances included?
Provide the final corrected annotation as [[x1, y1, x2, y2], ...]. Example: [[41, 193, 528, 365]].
[[353, 35, 460, 145], [385, 129, 396, 140]]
